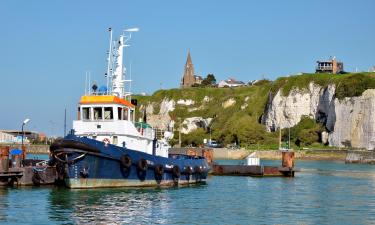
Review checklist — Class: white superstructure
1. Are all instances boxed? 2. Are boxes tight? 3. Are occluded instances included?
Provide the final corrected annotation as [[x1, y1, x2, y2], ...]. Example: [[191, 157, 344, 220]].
[[72, 28, 170, 157]]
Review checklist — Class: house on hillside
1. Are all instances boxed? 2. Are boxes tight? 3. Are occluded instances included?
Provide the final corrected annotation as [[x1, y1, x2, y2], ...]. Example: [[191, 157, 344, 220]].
[[218, 78, 245, 88], [315, 57, 344, 74]]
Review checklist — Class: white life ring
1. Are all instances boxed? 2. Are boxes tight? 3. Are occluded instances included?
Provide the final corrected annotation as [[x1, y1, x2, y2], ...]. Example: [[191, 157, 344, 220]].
[[103, 138, 110, 146]]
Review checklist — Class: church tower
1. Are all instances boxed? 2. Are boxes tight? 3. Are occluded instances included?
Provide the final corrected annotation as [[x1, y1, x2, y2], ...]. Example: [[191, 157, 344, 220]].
[[180, 51, 196, 88]]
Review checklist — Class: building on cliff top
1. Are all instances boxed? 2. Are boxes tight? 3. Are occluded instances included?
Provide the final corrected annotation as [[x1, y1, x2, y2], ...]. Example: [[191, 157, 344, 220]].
[[218, 78, 245, 88], [315, 57, 344, 74], [180, 51, 202, 88]]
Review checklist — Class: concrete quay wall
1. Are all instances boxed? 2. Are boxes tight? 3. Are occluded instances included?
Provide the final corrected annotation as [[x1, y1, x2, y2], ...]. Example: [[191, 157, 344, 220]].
[[0, 144, 49, 154]]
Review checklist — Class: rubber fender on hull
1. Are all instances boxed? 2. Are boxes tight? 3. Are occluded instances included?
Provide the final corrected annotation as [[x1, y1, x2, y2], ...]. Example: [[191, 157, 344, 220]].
[[172, 165, 181, 178], [137, 159, 148, 172], [120, 154, 132, 168], [184, 166, 193, 175], [194, 166, 203, 174], [154, 164, 164, 176], [194, 166, 203, 182]]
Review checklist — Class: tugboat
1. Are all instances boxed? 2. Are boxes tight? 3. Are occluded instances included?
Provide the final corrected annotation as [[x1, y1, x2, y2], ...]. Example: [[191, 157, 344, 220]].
[[50, 28, 210, 188]]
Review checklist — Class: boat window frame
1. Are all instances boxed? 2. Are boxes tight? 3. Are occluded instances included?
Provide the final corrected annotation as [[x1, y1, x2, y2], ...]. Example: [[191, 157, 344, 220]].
[[93, 107, 103, 120], [130, 109, 134, 122], [117, 107, 123, 120], [82, 107, 91, 121], [123, 107, 129, 121], [104, 107, 114, 120], [113, 136, 118, 145]]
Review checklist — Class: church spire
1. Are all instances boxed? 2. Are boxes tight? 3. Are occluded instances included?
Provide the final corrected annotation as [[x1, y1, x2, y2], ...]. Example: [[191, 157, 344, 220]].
[[181, 50, 196, 88], [186, 50, 192, 66]]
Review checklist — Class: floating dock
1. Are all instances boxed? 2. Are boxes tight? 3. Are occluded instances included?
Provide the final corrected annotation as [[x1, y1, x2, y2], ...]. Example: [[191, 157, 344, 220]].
[[212, 151, 297, 177], [0, 146, 56, 187]]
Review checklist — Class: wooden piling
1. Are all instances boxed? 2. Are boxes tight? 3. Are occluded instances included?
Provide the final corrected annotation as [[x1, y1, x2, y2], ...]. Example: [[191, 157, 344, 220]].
[[0, 147, 10, 172], [282, 151, 295, 168]]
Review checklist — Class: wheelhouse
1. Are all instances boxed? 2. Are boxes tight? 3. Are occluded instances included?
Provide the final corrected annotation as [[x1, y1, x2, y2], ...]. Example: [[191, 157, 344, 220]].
[[77, 95, 135, 123]]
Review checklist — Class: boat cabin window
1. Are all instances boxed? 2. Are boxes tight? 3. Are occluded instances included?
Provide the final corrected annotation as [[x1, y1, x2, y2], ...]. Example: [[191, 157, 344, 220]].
[[113, 136, 118, 145], [104, 107, 113, 120], [93, 107, 103, 120], [123, 108, 129, 120], [82, 107, 91, 120], [118, 107, 123, 120], [130, 109, 134, 122]]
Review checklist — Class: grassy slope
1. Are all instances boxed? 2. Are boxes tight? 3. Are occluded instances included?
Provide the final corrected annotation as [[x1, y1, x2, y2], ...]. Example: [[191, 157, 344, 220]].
[[135, 72, 375, 149], [272, 72, 375, 99]]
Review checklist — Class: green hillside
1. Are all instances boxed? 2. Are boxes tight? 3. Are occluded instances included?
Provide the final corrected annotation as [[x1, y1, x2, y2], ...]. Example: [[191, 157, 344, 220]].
[[135, 72, 375, 149]]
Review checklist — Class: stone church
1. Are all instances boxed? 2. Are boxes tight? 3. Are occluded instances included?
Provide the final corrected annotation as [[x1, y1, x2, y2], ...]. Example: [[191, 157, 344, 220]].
[[180, 51, 202, 88]]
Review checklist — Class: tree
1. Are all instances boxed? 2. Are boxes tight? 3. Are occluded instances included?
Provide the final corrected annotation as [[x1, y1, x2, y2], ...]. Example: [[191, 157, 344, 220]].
[[181, 128, 207, 147], [201, 74, 216, 87], [290, 116, 324, 147]]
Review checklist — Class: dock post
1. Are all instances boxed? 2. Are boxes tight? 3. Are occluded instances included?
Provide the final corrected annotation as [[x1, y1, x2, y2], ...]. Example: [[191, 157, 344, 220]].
[[281, 151, 295, 177], [0, 146, 10, 172]]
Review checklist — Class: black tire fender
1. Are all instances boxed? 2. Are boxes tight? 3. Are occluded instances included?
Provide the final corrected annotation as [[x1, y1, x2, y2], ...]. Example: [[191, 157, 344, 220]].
[[137, 159, 148, 172], [172, 165, 181, 178], [154, 164, 164, 176], [184, 166, 193, 175], [194, 166, 203, 174], [120, 154, 132, 168]]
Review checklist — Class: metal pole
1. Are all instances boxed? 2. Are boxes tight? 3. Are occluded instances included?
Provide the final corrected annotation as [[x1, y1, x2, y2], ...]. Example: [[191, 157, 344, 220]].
[[179, 119, 182, 147], [288, 127, 291, 150], [21, 123, 24, 150], [64, 108, 67, 137], [210, 127, 212, 143], [279, 127, 281, 150]]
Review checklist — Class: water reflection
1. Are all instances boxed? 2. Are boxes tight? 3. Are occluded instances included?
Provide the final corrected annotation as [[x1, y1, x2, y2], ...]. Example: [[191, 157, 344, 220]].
[[0, 189, 9, 222], [48, 187, 171, 224], [0, 161, 375, 224]]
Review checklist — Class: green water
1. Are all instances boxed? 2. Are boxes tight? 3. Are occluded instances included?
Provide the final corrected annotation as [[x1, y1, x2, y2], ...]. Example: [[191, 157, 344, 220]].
[[1, 160, 375, 224]]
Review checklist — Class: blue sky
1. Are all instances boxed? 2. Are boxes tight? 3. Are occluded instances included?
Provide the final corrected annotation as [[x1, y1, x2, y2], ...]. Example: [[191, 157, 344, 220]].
[[1, 0, 374, 136]]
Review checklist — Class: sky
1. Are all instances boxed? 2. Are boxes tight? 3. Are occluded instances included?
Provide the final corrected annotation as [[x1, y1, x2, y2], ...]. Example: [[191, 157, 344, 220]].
[[0, 0, 374, 136]]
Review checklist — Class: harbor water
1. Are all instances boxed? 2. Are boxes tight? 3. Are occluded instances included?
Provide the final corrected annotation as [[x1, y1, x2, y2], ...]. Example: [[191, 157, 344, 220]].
[[1, 159, 375, 224]]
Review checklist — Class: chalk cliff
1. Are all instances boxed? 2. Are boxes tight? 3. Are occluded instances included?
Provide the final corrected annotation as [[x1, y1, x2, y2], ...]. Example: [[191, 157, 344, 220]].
[[262, 83, 375, 150], [136, 73, 375, 148], [142, 98, 212, 134]]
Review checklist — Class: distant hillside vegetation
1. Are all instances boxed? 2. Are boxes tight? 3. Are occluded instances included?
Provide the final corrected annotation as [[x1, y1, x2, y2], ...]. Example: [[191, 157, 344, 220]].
[[135, 72, 375, 149]]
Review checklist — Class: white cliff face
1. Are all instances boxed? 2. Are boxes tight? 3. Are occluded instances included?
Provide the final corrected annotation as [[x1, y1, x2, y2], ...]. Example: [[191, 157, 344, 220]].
[[181, 117, 212, 134], [145, 104, 154, 115], [145, 98, 175, 131], [262, 82, 375, 150], [143, 97, 213, 135], [159, 98, 175, 114], [328, 89, 375, 149], [262, 83, 335, 131], [177, 99, 195, 105]]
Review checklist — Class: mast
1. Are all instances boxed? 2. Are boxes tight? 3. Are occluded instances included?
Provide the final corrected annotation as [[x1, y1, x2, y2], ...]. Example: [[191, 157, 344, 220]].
[[110, 28, 139, 99], [106, 28, 113, 95], [112, 35, 125, 97]]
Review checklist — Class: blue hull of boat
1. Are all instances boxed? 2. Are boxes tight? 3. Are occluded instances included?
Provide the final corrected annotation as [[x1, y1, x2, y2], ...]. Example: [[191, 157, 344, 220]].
[[51, 135, 210, 188]]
